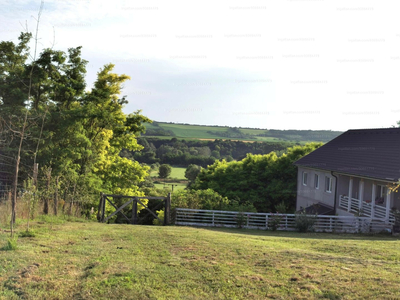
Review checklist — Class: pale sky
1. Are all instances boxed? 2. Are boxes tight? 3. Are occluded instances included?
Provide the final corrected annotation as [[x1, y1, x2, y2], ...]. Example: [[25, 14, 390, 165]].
[[1, 0, 399, 130]]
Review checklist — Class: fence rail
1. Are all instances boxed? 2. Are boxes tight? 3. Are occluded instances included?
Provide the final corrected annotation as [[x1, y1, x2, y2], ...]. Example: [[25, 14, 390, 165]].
[[175, 208, 394, 233]]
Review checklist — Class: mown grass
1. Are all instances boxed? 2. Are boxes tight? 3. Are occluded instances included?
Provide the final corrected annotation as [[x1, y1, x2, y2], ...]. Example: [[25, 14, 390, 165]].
[[1, 221, 400, 299]]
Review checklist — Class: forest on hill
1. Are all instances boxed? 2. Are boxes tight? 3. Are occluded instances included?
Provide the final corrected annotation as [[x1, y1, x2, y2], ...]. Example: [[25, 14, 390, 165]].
[[122, 137, 295, 167]]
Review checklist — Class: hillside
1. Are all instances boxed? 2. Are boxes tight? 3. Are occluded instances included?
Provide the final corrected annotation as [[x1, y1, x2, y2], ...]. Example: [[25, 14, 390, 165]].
[[143, 122, 342, 143]]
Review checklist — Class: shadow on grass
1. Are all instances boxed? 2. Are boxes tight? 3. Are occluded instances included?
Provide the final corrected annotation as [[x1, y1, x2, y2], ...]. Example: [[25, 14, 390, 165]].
[[188, 226, 399, 241]]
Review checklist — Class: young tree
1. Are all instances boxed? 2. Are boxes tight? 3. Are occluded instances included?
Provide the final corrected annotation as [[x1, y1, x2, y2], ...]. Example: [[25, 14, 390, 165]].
[[158, 164, 172, 179]]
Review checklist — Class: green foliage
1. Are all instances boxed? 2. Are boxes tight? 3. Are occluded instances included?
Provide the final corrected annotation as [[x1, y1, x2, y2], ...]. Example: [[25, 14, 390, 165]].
[[2, 237, 18, 251], [295, 210, 317, 233], [268, 214, 283, 231], [153, 209, 165, 225], [185, 164, 201, 182], [191, 143, 323, 213], [171, 189, 229, 210], [158, 164, 172, 179], [235, 212, 247, 228], [0, 33, 151, 217]]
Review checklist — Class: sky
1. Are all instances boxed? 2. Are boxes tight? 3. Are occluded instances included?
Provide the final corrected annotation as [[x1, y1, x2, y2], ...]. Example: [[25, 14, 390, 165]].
[[1, 0, 399, 131]]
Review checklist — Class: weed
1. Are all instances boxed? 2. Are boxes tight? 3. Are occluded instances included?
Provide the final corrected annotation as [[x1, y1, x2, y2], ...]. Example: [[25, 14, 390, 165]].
[[2, 237, 18, 251]]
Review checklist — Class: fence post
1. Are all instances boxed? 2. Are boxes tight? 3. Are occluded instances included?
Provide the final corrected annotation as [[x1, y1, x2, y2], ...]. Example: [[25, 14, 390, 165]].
[[329, 217, 333, 232], [132, 198, 138, 224], [285, 215, 288, 230], [212, 211, 215, 226], [97, 193, 103, 221], [164, 193, 171, 225], [101, 194, 106, 222], [266, 214, 269, 230]]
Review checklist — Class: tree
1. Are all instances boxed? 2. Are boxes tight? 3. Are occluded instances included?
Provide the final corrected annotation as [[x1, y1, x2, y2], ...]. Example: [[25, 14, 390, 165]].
[[158, 164, 172, 179], [185, 164, 201, 187]]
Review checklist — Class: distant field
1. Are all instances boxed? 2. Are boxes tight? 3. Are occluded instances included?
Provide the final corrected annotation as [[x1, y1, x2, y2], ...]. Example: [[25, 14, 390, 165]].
[[151, 167, 187, 192], [1, 220, 400, 299], [143, 122, 341, 143]]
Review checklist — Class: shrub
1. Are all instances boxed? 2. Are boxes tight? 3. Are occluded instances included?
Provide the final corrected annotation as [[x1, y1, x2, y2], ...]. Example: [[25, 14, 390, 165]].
[[268, 214, 283, 231], [295, 210, 317, 233], [153, 210, 165, 225], [235, 212, 247, 229]]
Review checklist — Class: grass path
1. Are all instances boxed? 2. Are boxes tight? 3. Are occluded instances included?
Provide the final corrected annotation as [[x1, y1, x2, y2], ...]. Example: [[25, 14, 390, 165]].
[[1, 221, 400, 299]]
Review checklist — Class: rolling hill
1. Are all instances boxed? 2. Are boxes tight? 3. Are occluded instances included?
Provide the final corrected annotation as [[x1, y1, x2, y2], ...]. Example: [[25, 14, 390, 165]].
[[143, 121, 342, 143]]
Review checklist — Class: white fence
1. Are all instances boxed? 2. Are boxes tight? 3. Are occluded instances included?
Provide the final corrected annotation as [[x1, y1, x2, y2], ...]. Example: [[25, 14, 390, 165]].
[[174, 208, 394, 233]]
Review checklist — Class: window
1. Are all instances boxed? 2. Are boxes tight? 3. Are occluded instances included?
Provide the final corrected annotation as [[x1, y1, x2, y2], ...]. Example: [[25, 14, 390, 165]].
[[325, 176, 332, 193], [302, 172, 308, 186], [314, 174, 319, 189]]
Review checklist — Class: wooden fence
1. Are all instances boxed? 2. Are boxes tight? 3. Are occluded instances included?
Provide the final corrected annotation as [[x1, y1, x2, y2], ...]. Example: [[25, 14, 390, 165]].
[[174, 208, 394, 233], [98, 193, 171, 225]]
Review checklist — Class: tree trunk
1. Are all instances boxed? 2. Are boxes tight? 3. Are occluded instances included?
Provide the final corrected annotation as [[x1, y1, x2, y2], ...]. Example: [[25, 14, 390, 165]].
[[43, 167, 52, 215], [53, 176, 59, 216]]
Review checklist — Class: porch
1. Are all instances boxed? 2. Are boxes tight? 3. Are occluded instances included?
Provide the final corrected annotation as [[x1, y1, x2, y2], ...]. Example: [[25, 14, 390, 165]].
[[338, 195, 394, 222], [337, 175, 396, 223]]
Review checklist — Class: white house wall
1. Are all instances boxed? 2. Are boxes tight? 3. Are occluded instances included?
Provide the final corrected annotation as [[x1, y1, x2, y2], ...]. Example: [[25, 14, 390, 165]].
[[296, 167, 336, 211]]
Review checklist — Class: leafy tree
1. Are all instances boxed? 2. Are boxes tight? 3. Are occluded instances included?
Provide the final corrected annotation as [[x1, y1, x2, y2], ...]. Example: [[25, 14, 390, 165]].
[[158, 164, 172, 179], [185, 164, 201, 182]]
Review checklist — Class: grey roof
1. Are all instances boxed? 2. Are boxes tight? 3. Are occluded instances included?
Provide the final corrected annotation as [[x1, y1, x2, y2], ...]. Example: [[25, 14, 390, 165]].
[[295, 128, 400, 182]]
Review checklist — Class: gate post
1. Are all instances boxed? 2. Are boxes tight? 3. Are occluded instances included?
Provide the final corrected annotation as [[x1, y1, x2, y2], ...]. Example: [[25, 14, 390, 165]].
[[132, 198, 138, 224], [97, 193, 103, 221], [101, 194, 106, 222], [164, 193, 171, 225]]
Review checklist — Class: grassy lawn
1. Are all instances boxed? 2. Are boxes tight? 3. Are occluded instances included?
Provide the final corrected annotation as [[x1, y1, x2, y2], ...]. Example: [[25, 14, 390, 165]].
[[1, 220, 400, 299]]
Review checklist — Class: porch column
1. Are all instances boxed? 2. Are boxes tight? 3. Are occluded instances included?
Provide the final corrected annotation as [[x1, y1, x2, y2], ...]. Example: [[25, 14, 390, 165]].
[[371, 183, 376, 218], [359, 180, 364, 210], [385, 190, 391, 223], [348, 177, 353, 212]]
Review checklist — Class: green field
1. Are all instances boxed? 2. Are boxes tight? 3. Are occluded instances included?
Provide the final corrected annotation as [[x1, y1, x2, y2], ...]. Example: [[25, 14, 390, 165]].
[[144, 122, 341, 143], [1, 220, 400, 299], [151, 167, 187, 192]]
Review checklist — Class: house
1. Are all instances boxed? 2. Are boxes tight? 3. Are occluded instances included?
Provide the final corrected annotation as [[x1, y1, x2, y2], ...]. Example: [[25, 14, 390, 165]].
[[295, 128, 400, 223]]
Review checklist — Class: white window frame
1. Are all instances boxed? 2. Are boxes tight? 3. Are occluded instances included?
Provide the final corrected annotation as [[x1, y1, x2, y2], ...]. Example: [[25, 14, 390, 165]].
[[314, 174, 319, 189], [325, 176, 332, 193], [302, 172, 308, 186]]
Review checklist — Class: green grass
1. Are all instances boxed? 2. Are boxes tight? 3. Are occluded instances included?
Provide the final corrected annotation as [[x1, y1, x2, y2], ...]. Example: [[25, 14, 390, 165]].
[[169, 167, 186, 180], [1, 221, 400, 299]]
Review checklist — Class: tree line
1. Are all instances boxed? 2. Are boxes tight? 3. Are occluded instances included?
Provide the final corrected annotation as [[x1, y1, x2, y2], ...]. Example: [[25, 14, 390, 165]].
[[123, 137, 294, 167]]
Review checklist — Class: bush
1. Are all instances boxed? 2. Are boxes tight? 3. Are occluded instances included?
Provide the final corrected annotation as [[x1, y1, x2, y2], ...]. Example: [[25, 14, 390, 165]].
[[295, 210, 317, 233], [268, 214, 283, 231], [235, 212, 247, 229]]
